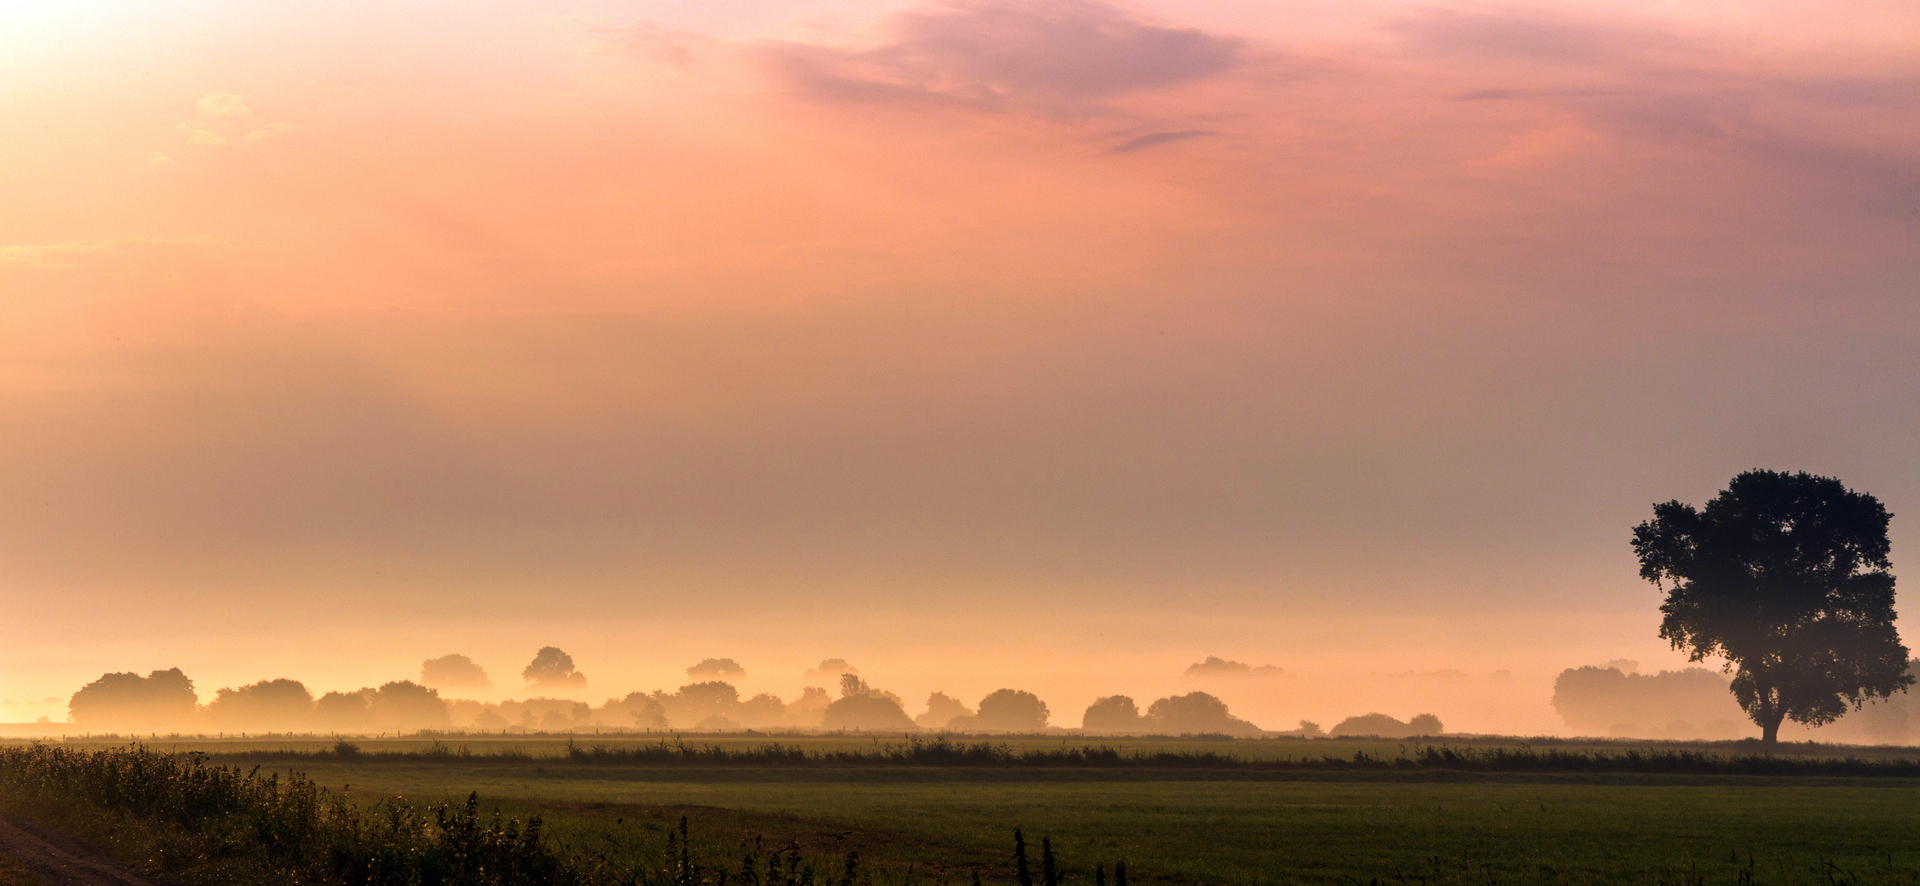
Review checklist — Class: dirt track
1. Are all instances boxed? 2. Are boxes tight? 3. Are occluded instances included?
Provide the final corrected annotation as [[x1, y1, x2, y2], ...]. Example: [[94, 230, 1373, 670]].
[[0, 814, 166, 886]]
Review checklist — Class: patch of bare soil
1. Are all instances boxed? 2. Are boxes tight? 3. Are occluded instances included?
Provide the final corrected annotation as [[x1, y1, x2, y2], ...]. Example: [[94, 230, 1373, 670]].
[[0, 814, 169, 886]]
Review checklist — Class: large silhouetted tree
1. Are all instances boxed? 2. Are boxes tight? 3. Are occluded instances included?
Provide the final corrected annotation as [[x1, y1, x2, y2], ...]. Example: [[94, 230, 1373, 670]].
[[1633, 470, 1914, 744]]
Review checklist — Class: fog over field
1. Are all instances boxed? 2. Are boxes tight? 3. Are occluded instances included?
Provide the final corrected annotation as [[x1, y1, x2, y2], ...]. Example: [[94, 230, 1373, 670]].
[[20, 648, 1918, 747]]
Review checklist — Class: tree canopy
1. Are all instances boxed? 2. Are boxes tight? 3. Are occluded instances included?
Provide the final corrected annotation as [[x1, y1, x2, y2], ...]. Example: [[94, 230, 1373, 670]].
[[821, 675, 917, 731], [521, 647, 587, 688], [1633, 469, 1914, 743], [1145, 691, 1263, 736], [69, 668, 199, 731], [1081, 695, 1144, 732], [686, 658, 746, 679], [420, 654, 492, 690], [973, 689, 1049, 732], [205, 678, 315, 731]]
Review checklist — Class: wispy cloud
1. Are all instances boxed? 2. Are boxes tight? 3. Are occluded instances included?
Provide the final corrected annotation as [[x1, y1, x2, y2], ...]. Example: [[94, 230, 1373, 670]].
[[1388, 8, 1687, 65], [763, 0, 1242, 113], [1380, 7, 1920, 215], [1109, 129, 1214, 153]]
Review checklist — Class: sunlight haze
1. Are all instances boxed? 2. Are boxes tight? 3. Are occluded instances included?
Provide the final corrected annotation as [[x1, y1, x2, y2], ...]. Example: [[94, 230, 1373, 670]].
[[2, 0, 1917, 738]]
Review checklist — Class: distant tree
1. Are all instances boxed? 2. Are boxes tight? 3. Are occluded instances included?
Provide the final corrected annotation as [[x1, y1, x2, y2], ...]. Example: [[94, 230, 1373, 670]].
[[497, 698, 592, 731], [420, 654, 492, 691], [1634, 470, 1914, 744], [916, 691, 974, 729], [687, 658, 746, 679], [1081, 695, 1145, 732], [805, 659, 858, 682], [785, 687, 832, 727], [365, 681, 452, 732], [205, 679, 315, 731], [444, 699, 488, 729], [521, 647, 587, 689], [474, 708, 511, 730], [973, 689, 1048, 732], [737, 692, 788, 728], [822, 694, 917, 731], [315, 690, 371, 730], [1327, 712, 1441, 738], [1185, 656, 1251, 676], [69, 668, 198, 731], [1550, 665, 1747, 738], [1144, 691, 1261, 736], [1843, 658, 1920, 743], [822, 676, 918, 731], [835, 674, 905, 707], [1182, 656, 1283, 679], [598, 692, 667, 729], [655, 681, 741, 727]]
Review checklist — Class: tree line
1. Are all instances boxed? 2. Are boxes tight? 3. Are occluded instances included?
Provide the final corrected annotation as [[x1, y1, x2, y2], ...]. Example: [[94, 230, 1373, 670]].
[[59, 664, 1444, 738]]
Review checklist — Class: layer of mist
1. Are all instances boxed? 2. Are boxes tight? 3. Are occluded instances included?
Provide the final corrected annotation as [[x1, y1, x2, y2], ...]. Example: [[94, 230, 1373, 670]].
[[24, 648, 1920, 744], [1551, 660, 1920, 745]]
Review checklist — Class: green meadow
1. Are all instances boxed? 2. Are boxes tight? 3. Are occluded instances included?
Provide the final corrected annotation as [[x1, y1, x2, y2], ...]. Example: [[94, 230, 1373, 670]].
[[24, 735, 1917, 885], [307, 767, 1920, 885]]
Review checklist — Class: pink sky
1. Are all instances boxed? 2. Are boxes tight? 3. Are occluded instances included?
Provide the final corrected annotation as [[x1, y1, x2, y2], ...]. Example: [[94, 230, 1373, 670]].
[[1, 0, 1916, 732]]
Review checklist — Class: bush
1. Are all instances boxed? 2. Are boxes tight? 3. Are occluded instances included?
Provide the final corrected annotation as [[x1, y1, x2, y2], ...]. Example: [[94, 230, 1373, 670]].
[[0, 744, 563, 885]]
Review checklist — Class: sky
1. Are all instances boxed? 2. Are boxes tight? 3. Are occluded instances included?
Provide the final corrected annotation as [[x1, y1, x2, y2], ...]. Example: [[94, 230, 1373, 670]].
[[0, 0, 1916, 733]]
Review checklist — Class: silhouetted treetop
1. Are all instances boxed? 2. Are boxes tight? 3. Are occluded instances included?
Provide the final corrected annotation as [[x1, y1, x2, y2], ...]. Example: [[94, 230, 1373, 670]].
[[805, 659, 858, 681], [1551, 665, 1745, 738], [522, 647, 587, 688], [315, 690, 370, 728], [1183, 656, 1281, 679], [686, 658, 746, 679], [1634, 469, 1913, 744], [822, 676, 916, 731], [1145, 691, 1262, 735], [1081, 695, 1144, 732], [1328, 712, 1442, 738], [971, 689, 1049, 732], [205, 679, 315, 731], [421, 654, 492, 690], [69, 668, 198, 731], [366, 681, 451, 731], [916, 691, 974, 729]]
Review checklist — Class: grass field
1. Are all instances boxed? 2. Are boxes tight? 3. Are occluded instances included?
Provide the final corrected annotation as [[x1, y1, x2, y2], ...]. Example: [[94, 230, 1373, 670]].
[[10, 736, 1920, 885], [34, 732, 1920, 763], [288, 763, 1920, 885]]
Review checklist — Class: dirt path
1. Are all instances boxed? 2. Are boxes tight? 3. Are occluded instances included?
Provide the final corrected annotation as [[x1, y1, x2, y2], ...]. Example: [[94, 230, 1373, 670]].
[[0, 814, 168, 886]]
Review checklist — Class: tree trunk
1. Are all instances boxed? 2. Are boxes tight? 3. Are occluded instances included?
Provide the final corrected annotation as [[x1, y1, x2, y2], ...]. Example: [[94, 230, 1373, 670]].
[[1760, 710, 1785, 746]]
